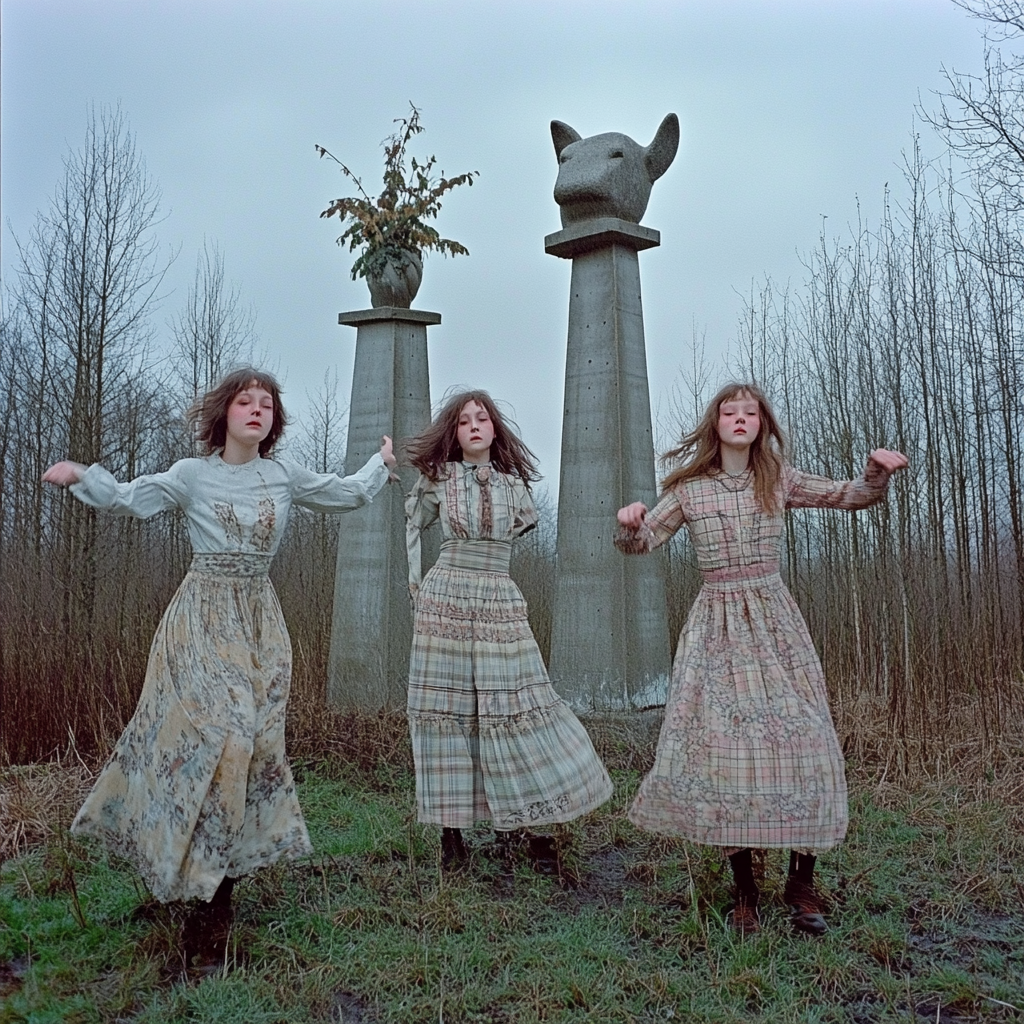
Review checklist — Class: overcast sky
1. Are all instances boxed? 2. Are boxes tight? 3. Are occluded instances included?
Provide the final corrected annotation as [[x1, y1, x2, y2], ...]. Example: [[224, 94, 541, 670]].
[[1, 0, 985, 487]]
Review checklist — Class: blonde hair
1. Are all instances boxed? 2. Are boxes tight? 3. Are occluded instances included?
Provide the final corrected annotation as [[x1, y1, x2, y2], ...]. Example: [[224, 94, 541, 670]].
[[661, 382, 786, 513]]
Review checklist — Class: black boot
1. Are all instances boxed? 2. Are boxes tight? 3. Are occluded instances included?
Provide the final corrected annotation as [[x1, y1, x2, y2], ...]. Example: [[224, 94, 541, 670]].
[[784, 852, 827, 936], [440, 827, 469, 869], [727, 849, 760, 936], [525, 834, 559, 876], [181, 876, 235, 967]]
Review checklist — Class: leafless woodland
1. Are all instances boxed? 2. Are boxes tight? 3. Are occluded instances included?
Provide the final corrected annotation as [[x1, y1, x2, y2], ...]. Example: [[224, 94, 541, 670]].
[[2, 6, 1023, 773]]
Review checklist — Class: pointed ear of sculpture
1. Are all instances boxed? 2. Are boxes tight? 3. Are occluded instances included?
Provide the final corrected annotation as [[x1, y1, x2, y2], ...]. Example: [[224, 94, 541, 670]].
[[551, 120, 582, 159], [643, 113, 680, 183]]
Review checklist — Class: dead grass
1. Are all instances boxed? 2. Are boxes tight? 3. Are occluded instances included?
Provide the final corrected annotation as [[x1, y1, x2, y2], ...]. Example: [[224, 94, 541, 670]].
[[0, 754, 96, 863]]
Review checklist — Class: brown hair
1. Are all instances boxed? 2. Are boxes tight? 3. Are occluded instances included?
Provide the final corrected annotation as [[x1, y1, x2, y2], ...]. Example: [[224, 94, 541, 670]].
[[187, 367, 288, 457], [405, 389, 541, 484], [660, 382, 786, 513]]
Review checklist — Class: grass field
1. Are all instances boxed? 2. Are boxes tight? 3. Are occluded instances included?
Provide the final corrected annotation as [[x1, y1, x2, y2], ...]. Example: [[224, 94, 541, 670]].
[[2, 717, 1023, 1024]]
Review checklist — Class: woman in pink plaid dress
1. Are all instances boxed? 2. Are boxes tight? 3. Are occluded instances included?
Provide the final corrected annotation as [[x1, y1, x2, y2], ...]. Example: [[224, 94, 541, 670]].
[[405, 391, 612, 871], [616, 383, 907, 935]]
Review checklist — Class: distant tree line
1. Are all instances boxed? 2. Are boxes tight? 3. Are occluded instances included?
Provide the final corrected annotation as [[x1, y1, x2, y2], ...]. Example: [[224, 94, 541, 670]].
[[2, 2, 1022, 768]]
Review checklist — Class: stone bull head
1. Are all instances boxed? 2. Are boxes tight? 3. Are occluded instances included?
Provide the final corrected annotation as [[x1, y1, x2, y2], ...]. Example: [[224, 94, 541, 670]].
[[551, 113, 679, 227]]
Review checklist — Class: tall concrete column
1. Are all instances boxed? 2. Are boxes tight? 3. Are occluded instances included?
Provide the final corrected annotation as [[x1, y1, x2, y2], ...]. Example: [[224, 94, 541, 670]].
[[546, 218, 671, 709], [327, 306, 439, 710]]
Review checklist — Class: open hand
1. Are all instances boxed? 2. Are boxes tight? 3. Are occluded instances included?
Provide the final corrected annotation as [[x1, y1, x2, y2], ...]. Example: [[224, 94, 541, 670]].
[[868, 449, 909, 474], [42, 461, 86, 486], [380, 436, 398, 478], [617, 501, 648, 529]]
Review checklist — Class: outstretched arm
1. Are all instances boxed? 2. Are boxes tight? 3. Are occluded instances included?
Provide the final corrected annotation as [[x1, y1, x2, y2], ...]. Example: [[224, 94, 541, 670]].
[[288, 437, 395, 512], [786, 449, 908, 510], [44, 460, 189, 517], [614, 492, 686, 554]]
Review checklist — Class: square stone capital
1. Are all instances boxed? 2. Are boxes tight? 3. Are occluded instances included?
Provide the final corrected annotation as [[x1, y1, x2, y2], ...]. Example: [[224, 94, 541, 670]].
[[544, 218, 661, 259], [338, 307, 442, 327]]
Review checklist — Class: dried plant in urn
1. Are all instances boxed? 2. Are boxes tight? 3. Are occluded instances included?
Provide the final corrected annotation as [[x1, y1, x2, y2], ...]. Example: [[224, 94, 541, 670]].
[[317, 105, 477, 308]]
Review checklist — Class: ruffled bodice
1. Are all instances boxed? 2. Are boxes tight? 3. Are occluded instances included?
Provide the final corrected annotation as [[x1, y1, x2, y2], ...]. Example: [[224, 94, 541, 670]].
[[405, 462, 538, 587]]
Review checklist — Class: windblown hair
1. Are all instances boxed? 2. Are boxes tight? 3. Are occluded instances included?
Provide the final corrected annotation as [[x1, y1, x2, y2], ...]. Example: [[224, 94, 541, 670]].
[[660, 382, 786, 513], [188, 367, 288, 457], [406, 389, 541, 484]]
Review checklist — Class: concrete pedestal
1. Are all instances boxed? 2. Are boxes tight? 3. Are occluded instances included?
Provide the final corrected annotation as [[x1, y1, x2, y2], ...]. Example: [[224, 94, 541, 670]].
[[327, 306, 439, 710], [546, 218, 671, 709]]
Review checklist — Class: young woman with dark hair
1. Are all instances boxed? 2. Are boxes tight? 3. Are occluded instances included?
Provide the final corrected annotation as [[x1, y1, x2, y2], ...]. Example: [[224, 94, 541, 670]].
[[43, 368, 396, 959], [405, 390, 612, 872]]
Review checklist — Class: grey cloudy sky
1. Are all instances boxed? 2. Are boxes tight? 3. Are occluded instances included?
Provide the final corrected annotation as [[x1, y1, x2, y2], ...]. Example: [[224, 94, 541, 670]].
[[1, 0, 984, 487]]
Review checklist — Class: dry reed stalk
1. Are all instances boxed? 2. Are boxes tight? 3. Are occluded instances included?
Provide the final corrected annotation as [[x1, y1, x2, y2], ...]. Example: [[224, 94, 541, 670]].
[[0, 752, 96, 862]]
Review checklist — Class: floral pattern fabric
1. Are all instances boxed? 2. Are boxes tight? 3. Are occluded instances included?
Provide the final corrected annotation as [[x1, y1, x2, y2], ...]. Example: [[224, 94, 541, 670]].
[[406, 463, 613, 829], [68, 453, 388, 901], [618, 462, 893, 851]]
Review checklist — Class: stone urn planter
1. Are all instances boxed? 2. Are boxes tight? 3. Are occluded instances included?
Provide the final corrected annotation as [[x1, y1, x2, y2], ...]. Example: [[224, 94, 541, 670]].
[[366, 250, 423, 309]]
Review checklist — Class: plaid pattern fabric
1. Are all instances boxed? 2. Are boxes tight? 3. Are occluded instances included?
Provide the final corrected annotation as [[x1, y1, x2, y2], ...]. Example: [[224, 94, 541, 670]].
[[621, 463, 893, 851], [407, 467, 613, 829]]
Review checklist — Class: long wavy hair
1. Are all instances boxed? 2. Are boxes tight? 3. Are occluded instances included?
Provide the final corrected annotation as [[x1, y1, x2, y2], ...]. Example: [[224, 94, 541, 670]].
[[187, 367, 288, 457], [406, 389, 540, 484], [660, 382, 786, 513]]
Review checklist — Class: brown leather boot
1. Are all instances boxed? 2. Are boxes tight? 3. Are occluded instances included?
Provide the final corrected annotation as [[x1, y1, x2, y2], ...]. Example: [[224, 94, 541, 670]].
[[727, 849, 761, 935], [785, 852, 828, 936], [727, 889, 761, 936]]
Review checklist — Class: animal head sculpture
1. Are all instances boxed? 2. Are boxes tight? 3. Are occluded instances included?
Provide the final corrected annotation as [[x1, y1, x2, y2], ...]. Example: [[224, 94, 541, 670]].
[[550, 113, 679, 227]]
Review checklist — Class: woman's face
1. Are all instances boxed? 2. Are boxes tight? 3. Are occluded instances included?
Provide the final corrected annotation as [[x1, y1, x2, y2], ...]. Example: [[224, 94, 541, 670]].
[[717, 392, 761, 453], [456, 400, 495, 463], [226, 385, 274, 449]]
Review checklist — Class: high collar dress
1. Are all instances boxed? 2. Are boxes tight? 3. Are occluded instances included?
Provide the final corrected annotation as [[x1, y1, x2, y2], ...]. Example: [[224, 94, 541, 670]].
[[617, 461, 894, 852], [68, 453, 389, 901], [406, 462, 613, 830]]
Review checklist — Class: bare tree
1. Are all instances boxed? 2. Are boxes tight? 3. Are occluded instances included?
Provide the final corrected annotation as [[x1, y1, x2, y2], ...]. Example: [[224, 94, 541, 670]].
[[925, 1, 1024, 213], [170, 240, 256, 405]]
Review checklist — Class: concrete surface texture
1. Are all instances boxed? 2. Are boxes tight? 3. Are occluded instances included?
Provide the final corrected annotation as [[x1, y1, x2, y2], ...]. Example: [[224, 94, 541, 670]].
[[546, 115, 679, 709], [327, 306, 439, 710]]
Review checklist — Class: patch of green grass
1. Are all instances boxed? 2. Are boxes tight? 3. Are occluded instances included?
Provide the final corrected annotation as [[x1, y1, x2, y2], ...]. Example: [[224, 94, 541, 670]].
[[2, 764, 1023, 1024]]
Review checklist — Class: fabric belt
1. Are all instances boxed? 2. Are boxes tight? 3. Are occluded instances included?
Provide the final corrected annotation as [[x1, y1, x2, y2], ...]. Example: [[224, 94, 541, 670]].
[[189, 552, 273, 577], [436, 539, 512, 574], [700, 565, 780, 588]]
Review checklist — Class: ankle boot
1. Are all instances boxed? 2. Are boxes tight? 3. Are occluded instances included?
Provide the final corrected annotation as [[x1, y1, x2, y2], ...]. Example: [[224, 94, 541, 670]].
[[440, 827, 469, 869], [727, 849, 761, 935], [784, 852, 827, 936]]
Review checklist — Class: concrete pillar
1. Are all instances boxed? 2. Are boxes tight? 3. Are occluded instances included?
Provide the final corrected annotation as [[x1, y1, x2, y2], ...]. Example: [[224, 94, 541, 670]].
[[546, 217, 671, 709], [327, 306, 440, 710]]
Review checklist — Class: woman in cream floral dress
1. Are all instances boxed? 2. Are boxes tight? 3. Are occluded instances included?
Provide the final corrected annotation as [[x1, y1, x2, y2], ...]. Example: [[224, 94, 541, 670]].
[[616, 383, 907, 936], [405, 391, 612, 870], [43, 368, 395, 951]]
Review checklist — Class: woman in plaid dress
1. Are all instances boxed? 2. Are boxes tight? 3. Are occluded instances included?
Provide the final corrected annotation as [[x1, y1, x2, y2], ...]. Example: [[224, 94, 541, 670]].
[[616, 383, 907, 935], [405, 391, 612, 870]]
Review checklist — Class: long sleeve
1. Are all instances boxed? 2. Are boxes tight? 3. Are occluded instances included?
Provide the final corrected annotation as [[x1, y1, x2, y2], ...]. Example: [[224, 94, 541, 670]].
[[784, 460, 893, 511], [286, 453, 389, 513], [69, 462, 191, 518], [510, 479, 539, 538], [405, 474, 441, 589], [615, 489, 688, 555]]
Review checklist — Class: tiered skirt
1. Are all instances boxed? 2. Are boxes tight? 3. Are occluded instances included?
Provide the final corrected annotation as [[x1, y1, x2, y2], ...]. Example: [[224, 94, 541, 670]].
[[408, 540, 612, 829]]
